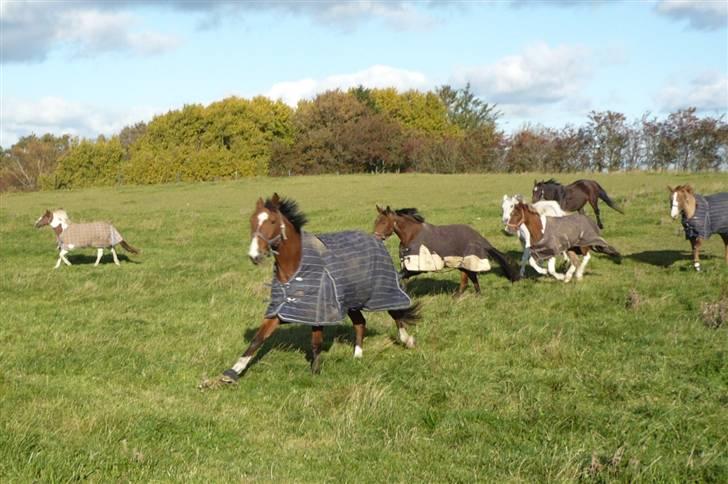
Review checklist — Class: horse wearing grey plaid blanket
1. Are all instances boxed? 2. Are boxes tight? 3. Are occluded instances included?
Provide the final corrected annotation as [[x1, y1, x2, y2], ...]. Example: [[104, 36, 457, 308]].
[[668, 185, 728, 271], [35, 209, 139, 268], [218, 194, 419, 383]]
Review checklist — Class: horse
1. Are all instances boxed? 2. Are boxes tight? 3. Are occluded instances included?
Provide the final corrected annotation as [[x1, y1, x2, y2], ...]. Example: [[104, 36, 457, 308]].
[[501, 194, 569, 277], [373, 206, 519, 296], [505, 202, 620, 282], [34, 209, 139, 268], [668, 184, 728, 271], [220, 194, 419, 383], [531, 179, 623, 229]]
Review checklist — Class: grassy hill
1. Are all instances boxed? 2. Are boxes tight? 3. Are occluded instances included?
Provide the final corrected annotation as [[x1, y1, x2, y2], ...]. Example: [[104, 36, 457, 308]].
[[1, 173, 726, 481]]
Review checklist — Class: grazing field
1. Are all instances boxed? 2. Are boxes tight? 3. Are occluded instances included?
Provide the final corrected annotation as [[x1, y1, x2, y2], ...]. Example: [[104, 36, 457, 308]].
[[1, 173, 726, 482]]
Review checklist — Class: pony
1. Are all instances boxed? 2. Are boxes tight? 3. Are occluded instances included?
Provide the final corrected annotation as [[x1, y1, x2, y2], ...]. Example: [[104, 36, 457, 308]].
[[220, 194, 419, 383], [34, 209, 139, 268], [531, 179, 623, 229], [668, 184, 728, 271], [373, 206, 519, 296], [505, 202, 620, 282], [501, 194, 568, 277]]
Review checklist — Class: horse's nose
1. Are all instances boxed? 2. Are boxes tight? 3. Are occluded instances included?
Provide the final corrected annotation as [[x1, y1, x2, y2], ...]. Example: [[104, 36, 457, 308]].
[[249, 255, 262, 265]]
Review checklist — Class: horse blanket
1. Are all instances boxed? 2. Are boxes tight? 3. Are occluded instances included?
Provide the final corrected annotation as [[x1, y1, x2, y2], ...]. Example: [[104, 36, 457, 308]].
[[399, 224, 492, 273], [530, 214, 614, 261], [681, 193, 728, 240], [58, 223, 123, 250], [264, 231, 411, 325]]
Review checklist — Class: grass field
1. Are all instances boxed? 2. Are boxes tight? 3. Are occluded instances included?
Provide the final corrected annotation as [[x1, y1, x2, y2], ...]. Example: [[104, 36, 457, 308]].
[[1, 173, 727, 482]]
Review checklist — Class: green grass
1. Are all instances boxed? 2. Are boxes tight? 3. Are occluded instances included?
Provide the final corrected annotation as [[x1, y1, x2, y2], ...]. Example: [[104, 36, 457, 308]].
[[1, 173, 727, 482]]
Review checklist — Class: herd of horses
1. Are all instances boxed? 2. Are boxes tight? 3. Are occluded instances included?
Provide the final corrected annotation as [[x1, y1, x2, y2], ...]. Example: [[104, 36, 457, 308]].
[[34, 179, 728, 382]]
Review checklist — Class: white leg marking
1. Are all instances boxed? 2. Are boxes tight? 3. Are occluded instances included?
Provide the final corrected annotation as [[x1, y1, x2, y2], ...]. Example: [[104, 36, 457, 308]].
[[354, 345, 363, 358], [232, 356, 253, 374], [60, 249, 71, 266], [54, 256, 62, 269], [547, 257, 564, 280], [94, 248, 103, 266], [575, 252, 591, 280], [399, 327, 415, 348], [564, 263, 576, 283], [529, 256, 548, 275], [111, 247, 120, 265]]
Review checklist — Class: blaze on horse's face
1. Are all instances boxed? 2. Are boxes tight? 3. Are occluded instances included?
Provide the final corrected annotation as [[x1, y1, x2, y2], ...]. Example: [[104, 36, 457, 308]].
[[248, 196, 285, 264], [34, 210, 53, 228], [373, 205, 395, 240]]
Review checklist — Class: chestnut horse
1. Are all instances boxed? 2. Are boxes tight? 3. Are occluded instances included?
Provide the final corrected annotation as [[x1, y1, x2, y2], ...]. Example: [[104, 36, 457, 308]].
[[668, 184, 728, 271], [220, 194, 419, 383], [506, 202, 620, 282], [373, 206, 519, 296], [532, 179, 623, 229]]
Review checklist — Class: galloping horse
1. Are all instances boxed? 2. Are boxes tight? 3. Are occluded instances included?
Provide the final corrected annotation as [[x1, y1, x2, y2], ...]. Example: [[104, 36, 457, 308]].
[[34, 209, 139, 268], [668, 184, 728, 271], [373, 206, 519, 296], [505, 202, 620, 282], [501, 195, 568, 277], [220, 194, 418, 383], [532, 179, 623, 229]]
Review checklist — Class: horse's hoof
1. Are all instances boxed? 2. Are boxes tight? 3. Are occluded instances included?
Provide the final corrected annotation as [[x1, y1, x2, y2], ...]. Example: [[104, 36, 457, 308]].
[[311, 358, 321, 374], [405, 336, 416, 349], [221, 369, 240, 383]]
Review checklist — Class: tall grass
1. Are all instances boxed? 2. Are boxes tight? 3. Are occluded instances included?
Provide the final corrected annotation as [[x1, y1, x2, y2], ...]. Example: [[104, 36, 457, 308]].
[[1, 173, 726, 481]]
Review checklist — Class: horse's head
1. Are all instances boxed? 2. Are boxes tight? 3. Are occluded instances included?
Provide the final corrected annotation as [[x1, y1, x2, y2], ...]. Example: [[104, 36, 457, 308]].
[[501, 195, 523, 225], [504, 202, 528, 235], [34, 209, 53, 228], [248, 193, 289, 264], [373, 205, 395, 240], [35, 209, 68, 229], [667, 185, 695, 220], [532, 179, 559, 203]]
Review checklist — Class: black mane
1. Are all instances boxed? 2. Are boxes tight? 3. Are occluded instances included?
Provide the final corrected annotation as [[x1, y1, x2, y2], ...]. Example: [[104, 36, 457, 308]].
[[394, 208, 426, 223], [539, 178, 560, 186], [266, 197, 308, 233]]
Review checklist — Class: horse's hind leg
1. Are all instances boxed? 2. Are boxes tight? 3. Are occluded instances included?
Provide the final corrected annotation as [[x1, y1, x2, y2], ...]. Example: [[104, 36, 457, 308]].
[[388, 309, 415, 349], [547, 257, 565, 281], [310, 326, 324, 374], [94, 248, 104, 266], [590, 200, 603, 229], [563, 250, 580, 283], [690, 238, 703, 271], [58, 249, 71, 267], [575, 248, 592, 281], [455, 270, 469, 297], [720, 234, 728, 264], [465, 270, 480, 294], [349, 310, 366, 358], [222, 317, 281, 382], [110, 247, 120, 266]]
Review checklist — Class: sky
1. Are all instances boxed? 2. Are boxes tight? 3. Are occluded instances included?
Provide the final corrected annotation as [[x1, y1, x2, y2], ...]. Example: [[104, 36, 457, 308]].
[[1, 0, 727, 147]]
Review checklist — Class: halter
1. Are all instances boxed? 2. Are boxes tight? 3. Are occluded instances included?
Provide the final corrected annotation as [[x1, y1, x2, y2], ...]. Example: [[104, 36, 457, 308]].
[[253, 222, 287, 255]]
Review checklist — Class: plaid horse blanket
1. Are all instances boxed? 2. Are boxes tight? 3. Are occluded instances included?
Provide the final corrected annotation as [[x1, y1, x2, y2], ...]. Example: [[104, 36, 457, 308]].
[[264, 231, 412, 325], [530, 214, 614, 261], [399, 224, 493, 273], [58, 222, 123, 250], [681, 193, 728, 240]]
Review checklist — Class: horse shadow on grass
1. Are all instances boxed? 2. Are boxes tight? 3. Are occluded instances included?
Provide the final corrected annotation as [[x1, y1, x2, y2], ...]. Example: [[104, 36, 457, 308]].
[[627, 250, 716, 268], [240, 321, 382, 370], [66, 253, 140, 265]]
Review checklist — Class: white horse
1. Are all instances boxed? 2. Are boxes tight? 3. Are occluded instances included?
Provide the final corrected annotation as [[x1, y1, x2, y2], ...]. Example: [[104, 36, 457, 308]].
[[35, 209, 139, 268], [501, 195, 568, 278]]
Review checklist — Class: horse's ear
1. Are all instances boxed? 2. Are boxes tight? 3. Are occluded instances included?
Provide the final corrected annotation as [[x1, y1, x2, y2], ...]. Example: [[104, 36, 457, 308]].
[[385, 205, 392, 214], [271, 193, 281, 207], [255, 197, 264, 209], [666, 186, 673, 193], [502, 195, 507, 201], [376, 204, 384, 214]]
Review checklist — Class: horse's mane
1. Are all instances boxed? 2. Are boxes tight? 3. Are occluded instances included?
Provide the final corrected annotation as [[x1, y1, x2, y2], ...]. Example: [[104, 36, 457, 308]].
[[53, 209, 70, 223], [540, 178, 560, 186], [266, 197, 307, 233], [394, 208, 426, 223]]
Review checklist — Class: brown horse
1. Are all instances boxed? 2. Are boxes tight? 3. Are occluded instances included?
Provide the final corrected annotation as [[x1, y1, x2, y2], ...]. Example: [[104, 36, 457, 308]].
[[532, 179, 623, 229], [219, 194, 419, 383], [505, 202, 620, 282], [668, 184, 728, 271], [373, 206, 519, 296]]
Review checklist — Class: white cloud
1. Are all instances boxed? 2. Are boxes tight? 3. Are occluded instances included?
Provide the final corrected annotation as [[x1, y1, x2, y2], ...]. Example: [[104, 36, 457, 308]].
[[453, 42, 592, 106], [0, 97, 159, 147], [266, 65, 430, 106], [656, 72, 728, 113], [655, 0, 728, 30]]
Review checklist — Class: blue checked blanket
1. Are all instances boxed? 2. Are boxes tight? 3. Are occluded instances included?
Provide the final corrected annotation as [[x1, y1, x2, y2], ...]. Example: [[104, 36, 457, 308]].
[[682, 193, 728, 240], [265, 231, 412, 325]]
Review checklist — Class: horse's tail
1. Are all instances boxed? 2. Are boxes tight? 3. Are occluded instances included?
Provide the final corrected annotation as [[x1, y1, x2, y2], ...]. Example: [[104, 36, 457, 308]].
[[486, 246, 521, 282], [592, 243, 621, 263], [120, 240, 140, 254], [390, 301, 421, 326], [596, 183, 624, 214]]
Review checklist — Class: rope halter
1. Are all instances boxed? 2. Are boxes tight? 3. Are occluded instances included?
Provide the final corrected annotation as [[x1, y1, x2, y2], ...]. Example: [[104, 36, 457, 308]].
[[253, 222, 287, 255]]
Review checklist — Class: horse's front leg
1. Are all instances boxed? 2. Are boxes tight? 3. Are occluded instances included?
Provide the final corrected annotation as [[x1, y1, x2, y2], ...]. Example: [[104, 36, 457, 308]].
[[721, 234, 728, 264], [563, 250, 581, 283], [94, 248, 104, 266], [690, 238, 703, 271], [310, 325, 324, 374], [574, 248, 592, 280], [57, 249, 71, 267], [348, 310, 366, 359], [455, 270, 469, 297], [547, 257, 565, 280], [222, 317, 280, 382]]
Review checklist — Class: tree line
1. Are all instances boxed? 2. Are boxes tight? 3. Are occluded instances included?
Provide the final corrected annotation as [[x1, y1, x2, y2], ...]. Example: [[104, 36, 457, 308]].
[[1, 85, 726, 191]]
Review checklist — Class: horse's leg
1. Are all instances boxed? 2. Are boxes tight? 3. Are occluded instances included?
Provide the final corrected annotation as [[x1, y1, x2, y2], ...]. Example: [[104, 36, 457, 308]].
[[590, 199, 603, 229], [547, 257, 565, 280], [110, 247, 120, 266], [349, 310, 366, 358], [94, 248, 103, 266], [690, 238, 703, 271], [575, 248, 592, 281], [528, 255, 548, 275], [464, 270, 480, 294], [222, 317, 281, 382], [389, 309, 415, 348], [54, 253, 63, 269], [60, 249, 71, 266], [721, 234, 728, 264], [310, 325, 324, 374], [455, 270, 468, 296], [563, 250, 580, 283]]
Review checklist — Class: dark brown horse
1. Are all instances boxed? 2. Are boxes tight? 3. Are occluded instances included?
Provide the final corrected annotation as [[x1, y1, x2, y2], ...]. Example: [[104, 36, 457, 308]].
[[218, 194, 419, 383], [373, 206, 519, 296], [532, 179, 623, 229]]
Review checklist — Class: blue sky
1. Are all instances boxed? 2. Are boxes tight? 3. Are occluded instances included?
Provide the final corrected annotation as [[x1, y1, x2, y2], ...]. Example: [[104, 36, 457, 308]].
[[1, 0, 726, 146]]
